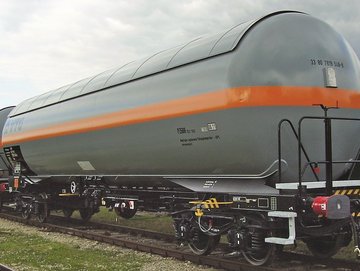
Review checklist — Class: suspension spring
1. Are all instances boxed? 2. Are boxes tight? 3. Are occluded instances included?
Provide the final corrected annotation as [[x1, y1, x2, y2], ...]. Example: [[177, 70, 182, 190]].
[[251, 231, 265, 251]]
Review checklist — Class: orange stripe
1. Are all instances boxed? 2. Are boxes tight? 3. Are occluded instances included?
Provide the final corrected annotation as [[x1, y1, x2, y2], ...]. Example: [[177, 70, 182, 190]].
[[2, 86, 360, 146]]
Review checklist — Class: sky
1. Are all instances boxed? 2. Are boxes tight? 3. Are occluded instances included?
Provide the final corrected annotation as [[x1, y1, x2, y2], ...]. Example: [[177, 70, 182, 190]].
[[0, 0, 359, 108]]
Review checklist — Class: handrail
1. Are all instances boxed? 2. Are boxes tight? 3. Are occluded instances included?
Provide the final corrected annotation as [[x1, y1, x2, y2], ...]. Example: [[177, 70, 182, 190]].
[[301, 160, 360, 180], [298, 115, 360, 195], [278, 119, 319, 184], [278, 114, 360, 196]]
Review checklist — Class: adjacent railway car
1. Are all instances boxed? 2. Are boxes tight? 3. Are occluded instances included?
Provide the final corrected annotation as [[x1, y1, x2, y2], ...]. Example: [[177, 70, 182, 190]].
[[0, 11, 359, 265]]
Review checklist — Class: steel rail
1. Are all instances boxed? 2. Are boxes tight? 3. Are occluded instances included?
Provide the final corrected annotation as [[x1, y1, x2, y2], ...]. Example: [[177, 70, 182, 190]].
[[0, 264, 16, 271], [0, 211, 359, 271]]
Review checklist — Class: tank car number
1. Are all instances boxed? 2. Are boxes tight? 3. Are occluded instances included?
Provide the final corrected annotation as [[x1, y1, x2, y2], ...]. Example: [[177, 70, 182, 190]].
[[310, 58, 344, 68]]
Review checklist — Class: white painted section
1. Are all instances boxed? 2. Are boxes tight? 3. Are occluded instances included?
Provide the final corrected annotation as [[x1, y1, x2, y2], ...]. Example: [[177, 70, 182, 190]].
[[265, 211, 297, 245], [276, 180, 360, 190], [77, 161, 96, 171]]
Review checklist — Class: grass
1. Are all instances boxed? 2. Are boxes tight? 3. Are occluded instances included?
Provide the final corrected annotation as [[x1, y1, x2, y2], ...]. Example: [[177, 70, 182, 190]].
[[0, 207, 357, 270], [71, 207, 175, 234], [0, 229, 149, 271]]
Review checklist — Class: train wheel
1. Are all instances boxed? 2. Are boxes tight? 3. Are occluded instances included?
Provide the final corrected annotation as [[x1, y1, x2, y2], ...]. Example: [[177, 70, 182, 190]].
[[188, 231, 217, 255], [79, 208, 93, 222], [213, 234, 221, 248], [114, 201, 137, 219], [242, 214, 275, 266], [37, 208, 49, 223], [114, 207, 137, 219], [305, 235, 344, 258], [21, 205, 31, 220], [242, 241, 275, 266], [36, 193, 50, 223], [63, 208, 74, 218]]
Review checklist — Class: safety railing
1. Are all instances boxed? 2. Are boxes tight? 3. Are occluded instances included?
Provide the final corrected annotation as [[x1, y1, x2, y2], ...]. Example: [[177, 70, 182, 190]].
[[278, 106, 360, 195]]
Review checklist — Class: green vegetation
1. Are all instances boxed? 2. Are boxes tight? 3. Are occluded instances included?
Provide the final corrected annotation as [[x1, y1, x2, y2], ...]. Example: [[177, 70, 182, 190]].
[[0, 229, 148, 271], [0, 206, 357, 271], [334, 241, 356, 260], [72, 207, 174, 234]]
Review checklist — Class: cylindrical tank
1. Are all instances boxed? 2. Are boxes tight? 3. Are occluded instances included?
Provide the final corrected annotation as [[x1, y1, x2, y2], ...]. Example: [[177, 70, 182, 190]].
[[1, 11, 360, 184], [0, 107, 15, 175]]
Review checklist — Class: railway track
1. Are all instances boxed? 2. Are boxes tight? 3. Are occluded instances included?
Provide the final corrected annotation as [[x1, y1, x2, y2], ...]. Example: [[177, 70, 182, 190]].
[[0, 210, 359, 271], [0, 264, 15, 271]]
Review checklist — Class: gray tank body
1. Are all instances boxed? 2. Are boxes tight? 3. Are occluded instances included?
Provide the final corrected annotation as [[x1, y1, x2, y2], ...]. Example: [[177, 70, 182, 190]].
[[2, 11, 360, 187], [0, 107, 14, 173]]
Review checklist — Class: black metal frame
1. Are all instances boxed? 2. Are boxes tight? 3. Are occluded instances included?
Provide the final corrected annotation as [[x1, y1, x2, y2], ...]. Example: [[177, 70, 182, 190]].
[[278, 106, 360, 195]]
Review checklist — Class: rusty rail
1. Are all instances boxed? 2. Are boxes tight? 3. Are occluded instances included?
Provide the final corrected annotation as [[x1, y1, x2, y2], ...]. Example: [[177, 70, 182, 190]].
[[0, 211, 359, 271]]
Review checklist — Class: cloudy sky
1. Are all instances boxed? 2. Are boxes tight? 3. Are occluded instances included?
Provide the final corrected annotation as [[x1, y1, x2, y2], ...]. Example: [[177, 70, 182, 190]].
[[0, 0, 359, 108]]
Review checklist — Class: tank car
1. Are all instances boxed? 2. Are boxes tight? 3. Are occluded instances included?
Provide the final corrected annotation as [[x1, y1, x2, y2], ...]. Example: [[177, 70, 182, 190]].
[[0, 11, 359, 265]]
